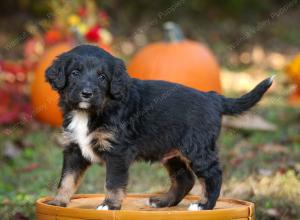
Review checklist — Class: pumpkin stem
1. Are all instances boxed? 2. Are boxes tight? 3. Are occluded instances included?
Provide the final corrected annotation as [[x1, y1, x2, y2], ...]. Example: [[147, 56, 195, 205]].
[[163, 22, 185, 43]]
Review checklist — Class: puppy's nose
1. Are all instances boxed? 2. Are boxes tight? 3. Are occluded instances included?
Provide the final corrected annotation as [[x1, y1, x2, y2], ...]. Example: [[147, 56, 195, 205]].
[[81, 88, 93, 99]]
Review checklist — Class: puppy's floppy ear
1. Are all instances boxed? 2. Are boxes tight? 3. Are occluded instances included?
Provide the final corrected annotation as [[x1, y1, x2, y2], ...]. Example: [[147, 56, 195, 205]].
[[45, 54, 68, 91], [110, 58, 129, 100]]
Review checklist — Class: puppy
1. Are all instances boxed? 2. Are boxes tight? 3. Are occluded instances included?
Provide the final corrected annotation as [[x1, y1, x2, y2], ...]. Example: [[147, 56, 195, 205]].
[[45, 44, 273, 211]]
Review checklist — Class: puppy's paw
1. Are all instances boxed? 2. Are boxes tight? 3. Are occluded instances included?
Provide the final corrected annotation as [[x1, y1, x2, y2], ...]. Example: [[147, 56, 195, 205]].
[[45, 200, 67, 207], [148, 195, 173, 208], [188, 203, 208, 211], [96, 205, 109, 210], [96, 201, 121, 210]]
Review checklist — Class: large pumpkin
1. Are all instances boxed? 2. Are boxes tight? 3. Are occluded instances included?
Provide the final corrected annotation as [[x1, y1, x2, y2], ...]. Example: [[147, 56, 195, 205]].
[[31, 43, 71, 126], [128, 22, 221, 93]]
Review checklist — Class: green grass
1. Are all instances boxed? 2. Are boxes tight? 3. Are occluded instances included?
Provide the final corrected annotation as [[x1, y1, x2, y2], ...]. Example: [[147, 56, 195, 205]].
[[0, 94, 300, 220]]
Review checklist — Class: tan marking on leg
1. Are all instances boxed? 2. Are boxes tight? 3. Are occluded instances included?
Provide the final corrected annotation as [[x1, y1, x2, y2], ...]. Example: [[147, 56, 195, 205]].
[[91, 130, 116, 151], [161, 149, 191, 165], [161, 149, 209, 208], [61, 130, 73, 146], [54, 173, 82, 204], [199, 178, 208, 204], [150, 154, 195, 208], [165, 159, 193, 197], [162, 149, 193, 193], [105, 188, 126, 207]]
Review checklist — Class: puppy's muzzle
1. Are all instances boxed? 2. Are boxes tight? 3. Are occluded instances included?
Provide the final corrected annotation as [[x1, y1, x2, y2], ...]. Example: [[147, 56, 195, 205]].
[[79, 88, 93, 109], [81, 88, 93, 99]]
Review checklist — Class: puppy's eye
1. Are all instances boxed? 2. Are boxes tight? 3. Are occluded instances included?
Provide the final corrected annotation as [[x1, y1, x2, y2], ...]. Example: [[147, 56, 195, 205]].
[[71, 70, 80, 76], [97, 72, 106, 81]]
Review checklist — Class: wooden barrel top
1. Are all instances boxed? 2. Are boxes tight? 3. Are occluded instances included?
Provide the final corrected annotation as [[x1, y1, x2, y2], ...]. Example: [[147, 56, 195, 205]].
[[36, 194, 254, 220]]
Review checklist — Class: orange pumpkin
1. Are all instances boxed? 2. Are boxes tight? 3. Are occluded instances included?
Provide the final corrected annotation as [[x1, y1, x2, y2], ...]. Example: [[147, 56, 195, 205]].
[[128, 22, 221, 93], [31, 43, 71, 126]]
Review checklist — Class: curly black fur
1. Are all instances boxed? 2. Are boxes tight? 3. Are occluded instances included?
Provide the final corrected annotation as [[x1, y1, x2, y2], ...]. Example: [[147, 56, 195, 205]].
[[45, 44, 273, 210]]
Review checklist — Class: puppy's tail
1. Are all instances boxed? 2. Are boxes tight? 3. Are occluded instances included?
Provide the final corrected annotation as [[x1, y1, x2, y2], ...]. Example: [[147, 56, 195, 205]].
[[221, 76, 274, 115]]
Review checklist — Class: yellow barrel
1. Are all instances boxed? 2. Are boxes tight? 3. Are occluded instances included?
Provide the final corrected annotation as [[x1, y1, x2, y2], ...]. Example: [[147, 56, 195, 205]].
[[36, 194, 254, 220]]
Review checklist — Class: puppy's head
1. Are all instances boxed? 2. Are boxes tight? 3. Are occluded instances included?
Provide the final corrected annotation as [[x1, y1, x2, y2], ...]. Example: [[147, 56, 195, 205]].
[[46, 44, 129, 111]]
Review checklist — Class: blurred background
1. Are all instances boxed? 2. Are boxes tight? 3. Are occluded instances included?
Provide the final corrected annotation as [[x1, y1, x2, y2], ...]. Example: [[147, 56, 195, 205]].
[[0, 1, 300, 219]]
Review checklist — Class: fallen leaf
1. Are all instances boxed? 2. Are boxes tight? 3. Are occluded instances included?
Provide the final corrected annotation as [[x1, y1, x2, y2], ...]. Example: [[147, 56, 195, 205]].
[[19, 163, 39, 172], [259, 143, 290, 154], [266, 208, 280, 217], [223, 113, 277, 131], [258, 168, 273, 176]]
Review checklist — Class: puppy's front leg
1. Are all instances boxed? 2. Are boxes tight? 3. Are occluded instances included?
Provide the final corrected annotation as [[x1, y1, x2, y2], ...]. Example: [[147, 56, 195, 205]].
[[47, 145, 90, 207], [97, 156, 129, 210]]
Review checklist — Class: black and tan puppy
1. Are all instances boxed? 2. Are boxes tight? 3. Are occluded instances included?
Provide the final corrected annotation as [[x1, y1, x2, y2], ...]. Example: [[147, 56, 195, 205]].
[[45, 44, 273, 211]]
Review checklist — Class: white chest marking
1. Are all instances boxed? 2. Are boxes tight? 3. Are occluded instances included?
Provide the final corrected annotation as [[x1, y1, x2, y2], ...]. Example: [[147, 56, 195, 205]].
[[67, 111, 100, 163]]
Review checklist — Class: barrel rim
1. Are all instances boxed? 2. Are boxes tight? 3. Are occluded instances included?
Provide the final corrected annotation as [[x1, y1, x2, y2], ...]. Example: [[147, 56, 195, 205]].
[[36, 194, 254, 218]]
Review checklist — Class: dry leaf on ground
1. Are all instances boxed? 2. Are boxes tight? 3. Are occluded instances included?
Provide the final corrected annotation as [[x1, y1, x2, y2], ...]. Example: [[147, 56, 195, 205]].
[[222, 113, 277, 131]]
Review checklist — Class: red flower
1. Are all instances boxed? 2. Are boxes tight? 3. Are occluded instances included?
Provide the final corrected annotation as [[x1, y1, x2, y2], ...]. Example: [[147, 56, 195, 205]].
[[45, 30, 63, 44], [85, 26, 101, 42]]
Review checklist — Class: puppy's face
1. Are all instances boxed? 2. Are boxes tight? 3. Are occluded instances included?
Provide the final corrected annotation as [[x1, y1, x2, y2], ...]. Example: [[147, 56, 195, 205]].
[[63, 56, 110, 110], [45, 45, 129, 111]]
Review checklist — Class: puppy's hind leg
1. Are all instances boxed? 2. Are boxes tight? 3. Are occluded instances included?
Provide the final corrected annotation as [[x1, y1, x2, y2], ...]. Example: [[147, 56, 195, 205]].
[[188, 158, 222, 211], [149, 155, 195, 208]]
